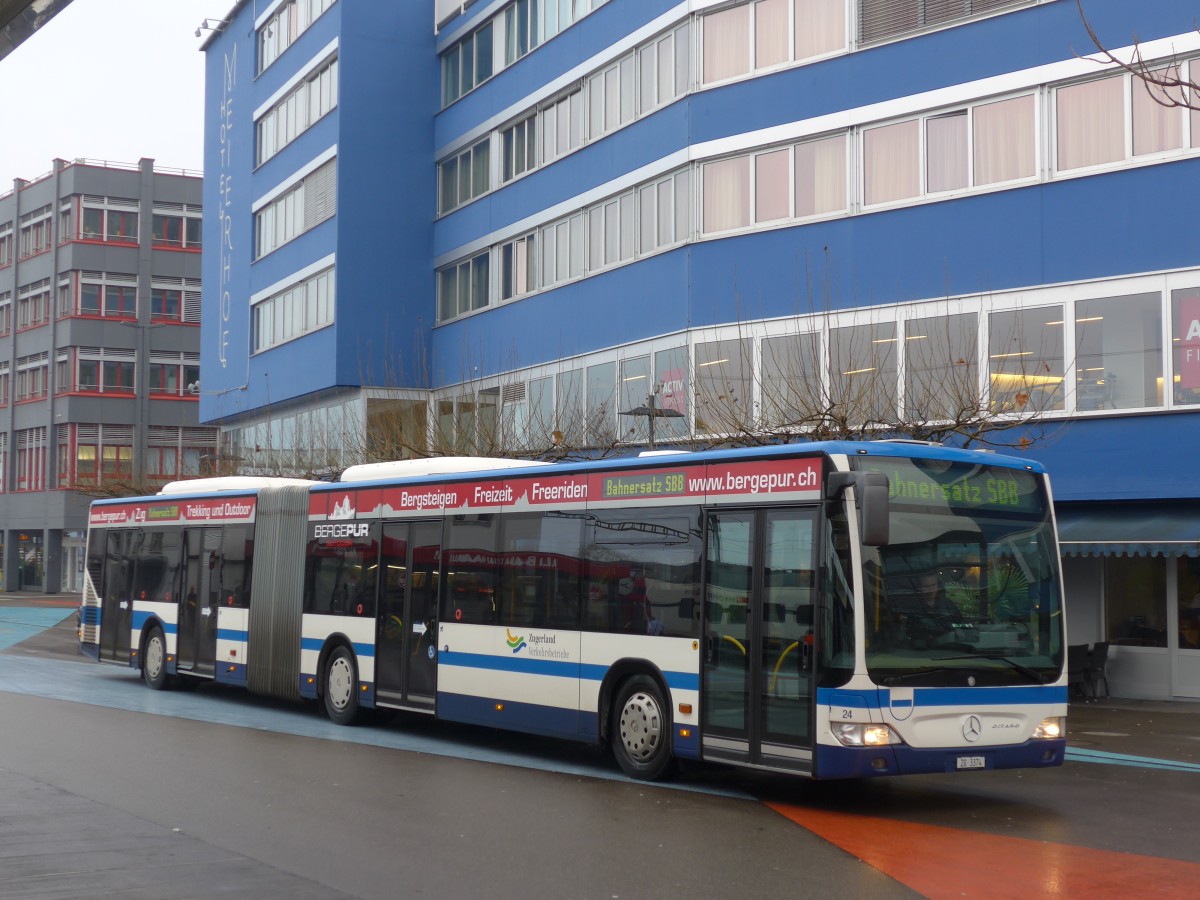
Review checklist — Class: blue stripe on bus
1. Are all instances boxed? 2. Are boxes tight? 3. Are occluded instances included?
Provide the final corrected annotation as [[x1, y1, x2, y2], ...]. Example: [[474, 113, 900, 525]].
[[299, 637, 375, 658], [437, 690, 587, 741], [131, 611, 177, 636], [443, 651, 699, 692], [217, 629, 246, 642], [81, 607, 100, 626], [818, 685, 1067, 709]]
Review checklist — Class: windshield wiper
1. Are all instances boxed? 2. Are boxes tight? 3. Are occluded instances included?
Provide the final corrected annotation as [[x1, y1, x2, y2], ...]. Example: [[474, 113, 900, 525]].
[[937, 654, 1049, 684], [879, 666, 963, 685]]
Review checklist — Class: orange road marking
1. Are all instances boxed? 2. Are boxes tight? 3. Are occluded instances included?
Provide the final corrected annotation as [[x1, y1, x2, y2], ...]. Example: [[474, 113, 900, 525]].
[[767, 801, 1200, 898]]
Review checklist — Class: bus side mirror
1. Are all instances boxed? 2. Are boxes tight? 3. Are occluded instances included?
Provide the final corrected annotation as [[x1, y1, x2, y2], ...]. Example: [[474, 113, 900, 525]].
[[827, 471, 890, 547], [858, 473, 890, 547]]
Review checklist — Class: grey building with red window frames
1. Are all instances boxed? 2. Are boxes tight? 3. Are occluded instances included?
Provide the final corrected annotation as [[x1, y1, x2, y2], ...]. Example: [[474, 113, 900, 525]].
[[0, 158, 218, 592]]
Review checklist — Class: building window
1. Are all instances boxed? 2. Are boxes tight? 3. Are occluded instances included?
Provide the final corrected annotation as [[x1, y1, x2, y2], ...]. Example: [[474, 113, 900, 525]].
[[864, 119, 920, 205], [904, 312, 978, 420], [258, 0, 336, 73], [0, 226, 12, 266], [973, 95, 1036, 185], [703, 4, 750, 84], [16, 427, 47, 492], [438, 252, 490, 322], [639, 21, 690, 114], [541, 88, 584, 166], [151, 287, 183, 322], [586, 360, 617, 444], [1074, 293, 1162, 411], [1171, 287, 1200, 407], [504, 0, 539, 66], [252, 265, 335, 352], [500, 233, 537, 300], [761, 332, 822, 426], [78, 202, 140, 243], [588, 54, 635, 140], [501, 115, 538, 183], [696, 338, 753, 435], [829, 322, 897, 423], [16, 281, 51, 331], [16, 354, 49, 402], [441, 21, 494, 106], [796, 134, 848, 217], [988, 306, 1065, 413], [587, 192, 635, 270], [858, 0, 1027, 44], [257, 55, 339, 165], [254, 157, 337, 258], [0, 292, 10, 335], [439, 138, 490, 214], [703, 157, 750, 233], [1056, 75, 1124, 171], [18, 206, 53, 258], [152, 212, 203, 249]]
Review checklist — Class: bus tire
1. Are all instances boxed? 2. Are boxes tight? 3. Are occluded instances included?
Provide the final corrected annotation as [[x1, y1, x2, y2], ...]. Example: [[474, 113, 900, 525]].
[[611, 675, 676, 781], [142, 626, 169, 691], [323, 646, 361, 726]]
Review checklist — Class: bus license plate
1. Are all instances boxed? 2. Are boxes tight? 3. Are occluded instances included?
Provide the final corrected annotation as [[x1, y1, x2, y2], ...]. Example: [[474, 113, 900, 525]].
[[956, 756, 985, 770]]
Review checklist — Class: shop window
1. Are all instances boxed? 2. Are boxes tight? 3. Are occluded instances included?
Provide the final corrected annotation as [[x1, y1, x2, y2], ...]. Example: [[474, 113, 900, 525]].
[[1105, 555, 1166, 647]]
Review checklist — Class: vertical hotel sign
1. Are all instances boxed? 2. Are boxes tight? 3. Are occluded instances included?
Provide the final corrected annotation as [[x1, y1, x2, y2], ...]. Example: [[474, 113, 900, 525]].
[[1180, 295, 1200, 390], [217, 43, 236, 370]]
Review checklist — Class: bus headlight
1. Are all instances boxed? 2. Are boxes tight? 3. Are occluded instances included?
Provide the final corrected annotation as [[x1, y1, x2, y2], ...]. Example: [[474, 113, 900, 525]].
[[1032, 716, 1064, 739], [831, 722, 901, 747]]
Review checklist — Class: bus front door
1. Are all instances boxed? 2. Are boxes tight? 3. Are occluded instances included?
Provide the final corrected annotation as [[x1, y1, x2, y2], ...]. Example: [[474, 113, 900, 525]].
[[702, 508, 817, 774], [178, 527, 221, 677], [99, 530, 134, 663], [375, 521, 440, 711]]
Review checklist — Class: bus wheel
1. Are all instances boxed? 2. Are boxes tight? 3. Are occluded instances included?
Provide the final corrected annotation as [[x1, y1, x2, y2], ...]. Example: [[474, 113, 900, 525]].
[[323, 646, 360, 726], [142, 626, 169, 691], [611, 675, 676, 781]]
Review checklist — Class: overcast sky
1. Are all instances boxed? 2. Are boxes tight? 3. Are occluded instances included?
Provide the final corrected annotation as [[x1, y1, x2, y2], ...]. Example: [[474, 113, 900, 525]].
[[0, 0, 225, 182]]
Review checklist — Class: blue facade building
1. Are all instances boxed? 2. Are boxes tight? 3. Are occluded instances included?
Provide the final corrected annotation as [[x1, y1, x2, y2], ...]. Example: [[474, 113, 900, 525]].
[[202, 0, 1200, 699]]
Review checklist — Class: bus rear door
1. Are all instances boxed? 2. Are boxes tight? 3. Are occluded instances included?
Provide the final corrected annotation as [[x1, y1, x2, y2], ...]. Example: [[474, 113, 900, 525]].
[[178, 527, 221, 677], [701, 508, 817, 774], [375, 521, 440, 711]]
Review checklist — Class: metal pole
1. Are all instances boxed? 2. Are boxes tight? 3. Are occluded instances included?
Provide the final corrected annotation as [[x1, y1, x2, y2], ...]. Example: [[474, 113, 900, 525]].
[[647, 392, 656, 451]]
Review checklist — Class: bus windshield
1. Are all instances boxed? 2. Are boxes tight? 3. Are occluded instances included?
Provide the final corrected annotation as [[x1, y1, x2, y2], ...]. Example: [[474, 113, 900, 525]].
[[856, 456, 1064, 686]]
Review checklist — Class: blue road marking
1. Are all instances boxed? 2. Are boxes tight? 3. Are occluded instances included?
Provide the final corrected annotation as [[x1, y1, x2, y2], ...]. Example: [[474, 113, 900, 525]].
[[0, 609, 75, 651], [1065, 746, 1200, 773]]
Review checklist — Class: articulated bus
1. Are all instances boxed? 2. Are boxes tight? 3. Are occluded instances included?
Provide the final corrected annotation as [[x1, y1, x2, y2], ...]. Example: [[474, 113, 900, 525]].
[[79, 441, 1067, 780]]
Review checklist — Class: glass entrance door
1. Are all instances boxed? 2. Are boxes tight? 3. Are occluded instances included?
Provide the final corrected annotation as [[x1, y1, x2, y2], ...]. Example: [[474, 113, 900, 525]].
[[702, 508, 817, 772], [375, 521, 441, 710]]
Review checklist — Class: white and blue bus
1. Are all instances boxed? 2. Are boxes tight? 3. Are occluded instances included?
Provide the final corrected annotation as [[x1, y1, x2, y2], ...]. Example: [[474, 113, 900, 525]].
[[80, 441, 1067, 780]]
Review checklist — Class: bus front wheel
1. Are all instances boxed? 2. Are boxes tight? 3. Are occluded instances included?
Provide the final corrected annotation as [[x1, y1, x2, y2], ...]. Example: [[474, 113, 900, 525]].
[[142, 626, 169, 691], [323, 646, 361, 726], [611, 675, 676, 781]]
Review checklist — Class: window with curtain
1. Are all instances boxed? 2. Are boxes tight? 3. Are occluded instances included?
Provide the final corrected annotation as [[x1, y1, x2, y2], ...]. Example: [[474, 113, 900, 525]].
[[1056, 76, 1124, 171], [864, 120, 919, 205], [926, 111, 968, 193], [755, 149, 791, 222], [795, 134, 847, 217], [703, 4, 750, 84], [755, 0, 789, 69], [796, 0, 846, 60], [973, 94, 1035, 185], [703, 157, 751, 232], [1133, 66, 1184, 157]]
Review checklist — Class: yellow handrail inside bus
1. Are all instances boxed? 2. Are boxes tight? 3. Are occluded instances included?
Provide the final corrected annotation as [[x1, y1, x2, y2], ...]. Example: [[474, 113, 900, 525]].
[[770, 641, 800, 693], [722, 634, 746, 655]]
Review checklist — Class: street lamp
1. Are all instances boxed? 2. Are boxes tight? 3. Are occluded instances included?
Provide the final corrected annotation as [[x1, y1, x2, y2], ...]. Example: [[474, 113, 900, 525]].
[[620, 382, 684, 451]]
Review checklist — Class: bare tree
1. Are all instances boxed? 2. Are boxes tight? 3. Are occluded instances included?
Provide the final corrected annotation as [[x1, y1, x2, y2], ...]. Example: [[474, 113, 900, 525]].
[[1076, 0, 1199, 110]]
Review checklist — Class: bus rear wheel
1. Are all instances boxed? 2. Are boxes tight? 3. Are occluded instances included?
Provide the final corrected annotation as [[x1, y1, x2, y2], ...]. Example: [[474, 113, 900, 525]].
[[142, 626, 169, 691], [323, 646, 361, 725], [611, 675, 676, 781]]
